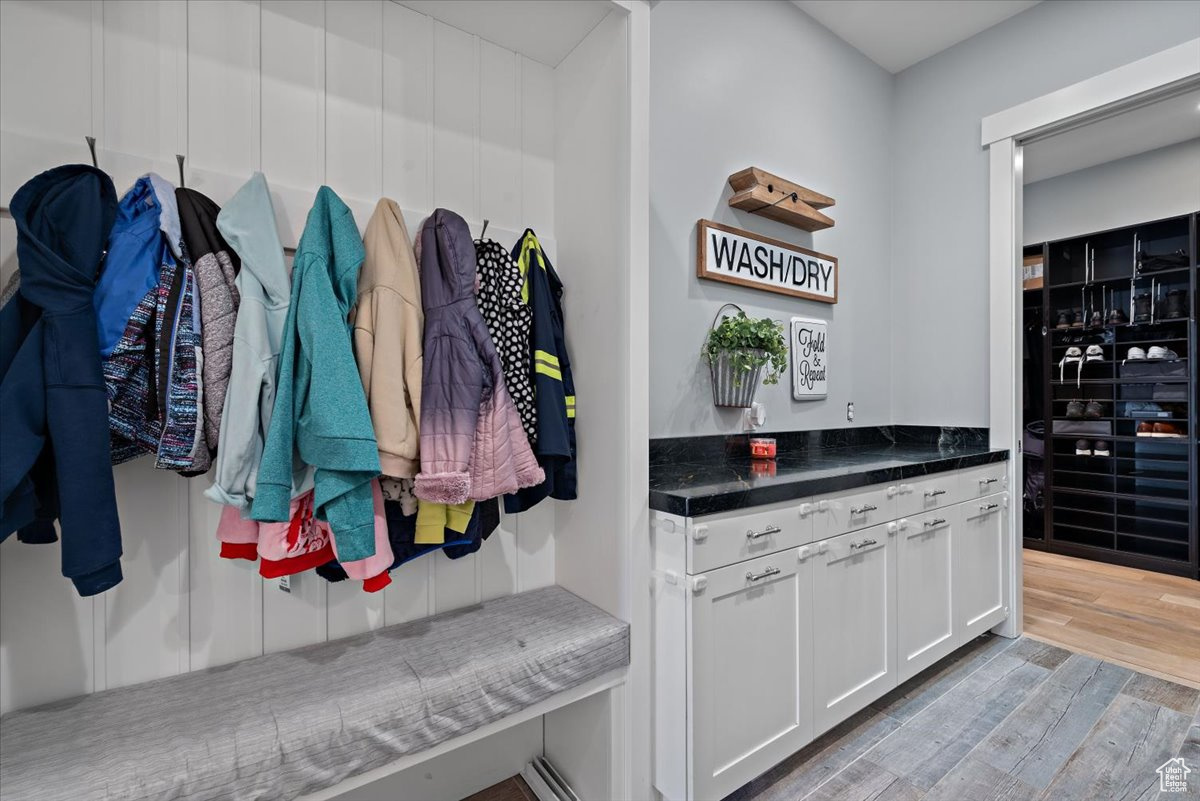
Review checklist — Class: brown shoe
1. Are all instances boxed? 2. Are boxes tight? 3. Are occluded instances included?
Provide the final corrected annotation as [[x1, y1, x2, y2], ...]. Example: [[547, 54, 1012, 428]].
[[1152, 422, 1185, 438], [1136, 421, 1156, 437]]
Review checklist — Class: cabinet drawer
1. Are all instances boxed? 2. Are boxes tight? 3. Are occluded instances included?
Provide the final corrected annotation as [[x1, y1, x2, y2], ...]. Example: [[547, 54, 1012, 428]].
[[688, 500, 815, 574], [812, 484, 896, 540], [894, 472, 960, 518], [959, 462, 1009, 501]]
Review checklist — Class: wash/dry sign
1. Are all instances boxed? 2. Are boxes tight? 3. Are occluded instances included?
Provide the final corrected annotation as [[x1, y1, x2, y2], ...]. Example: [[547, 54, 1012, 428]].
[[696, 219, 838, 304]]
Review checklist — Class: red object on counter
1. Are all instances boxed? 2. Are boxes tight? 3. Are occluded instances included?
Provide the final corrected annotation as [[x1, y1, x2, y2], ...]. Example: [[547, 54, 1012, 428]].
[[750, 437, 777, 459]]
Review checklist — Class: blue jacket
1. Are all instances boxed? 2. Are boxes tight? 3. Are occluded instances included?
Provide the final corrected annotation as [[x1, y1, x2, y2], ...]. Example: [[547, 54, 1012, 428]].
[[504, 230, 577, 513], [0, 165, 123, 595]]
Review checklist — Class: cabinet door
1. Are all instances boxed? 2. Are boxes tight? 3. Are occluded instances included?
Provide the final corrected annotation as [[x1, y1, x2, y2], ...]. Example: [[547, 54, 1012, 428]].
[[896, 512, 955, 684], [811, 525, 896, 735], [688, 548, 814, 801], [955, 494, 1009, 639]]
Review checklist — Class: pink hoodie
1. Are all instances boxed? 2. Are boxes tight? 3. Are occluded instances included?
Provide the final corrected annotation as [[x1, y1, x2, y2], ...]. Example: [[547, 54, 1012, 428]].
[[215, 482, 394, 592]]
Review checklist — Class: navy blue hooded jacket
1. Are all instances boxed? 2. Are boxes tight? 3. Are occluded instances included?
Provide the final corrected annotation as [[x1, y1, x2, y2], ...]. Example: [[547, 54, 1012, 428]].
[[0, 165, 123, 596], [504, 230, 577, 513]]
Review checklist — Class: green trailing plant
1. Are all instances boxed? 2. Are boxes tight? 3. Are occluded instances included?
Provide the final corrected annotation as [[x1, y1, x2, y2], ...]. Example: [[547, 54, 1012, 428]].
[[703, 310, 788, 386]]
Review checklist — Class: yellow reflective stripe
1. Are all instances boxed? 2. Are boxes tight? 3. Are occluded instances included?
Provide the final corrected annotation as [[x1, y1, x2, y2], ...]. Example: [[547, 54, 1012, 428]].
[[566, 408, 576, 418], [534, 349, 559, 368], [565, 395, 576, 417], [535, 362, 562, 381], [564, 395, 575, 406]]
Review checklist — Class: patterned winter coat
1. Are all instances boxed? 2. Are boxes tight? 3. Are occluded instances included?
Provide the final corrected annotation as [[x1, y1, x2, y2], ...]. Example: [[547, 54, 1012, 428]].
[[413, 210, 543, 505], [475, 238, 536, 445]]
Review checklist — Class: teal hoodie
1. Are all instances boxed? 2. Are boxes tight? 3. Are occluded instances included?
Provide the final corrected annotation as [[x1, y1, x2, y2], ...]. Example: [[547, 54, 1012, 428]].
[[250, 187, 380, 561], [204, 173, 307, 508]]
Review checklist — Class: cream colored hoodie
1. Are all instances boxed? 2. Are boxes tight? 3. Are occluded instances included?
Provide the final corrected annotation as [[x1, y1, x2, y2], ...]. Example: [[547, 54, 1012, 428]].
[[353, 199, 424, 478]]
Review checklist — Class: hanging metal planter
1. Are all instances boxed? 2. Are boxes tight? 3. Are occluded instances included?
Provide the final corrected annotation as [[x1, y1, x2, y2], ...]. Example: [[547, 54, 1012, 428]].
[[705, 303, 765, 408]]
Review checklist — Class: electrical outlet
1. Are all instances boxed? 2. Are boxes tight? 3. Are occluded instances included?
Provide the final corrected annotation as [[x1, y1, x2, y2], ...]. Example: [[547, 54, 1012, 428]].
[[847, 402, 855, 422], [742, 402, 766, 430]]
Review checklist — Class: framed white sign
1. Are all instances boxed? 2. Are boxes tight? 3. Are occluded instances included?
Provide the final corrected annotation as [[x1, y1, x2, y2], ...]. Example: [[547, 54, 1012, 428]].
[[697, 219, 838, 303], [790, 317, 828, 400]]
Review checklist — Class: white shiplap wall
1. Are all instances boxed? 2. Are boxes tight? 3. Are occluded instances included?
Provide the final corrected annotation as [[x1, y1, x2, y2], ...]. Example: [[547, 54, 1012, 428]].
[[0, 0, 560, 714]]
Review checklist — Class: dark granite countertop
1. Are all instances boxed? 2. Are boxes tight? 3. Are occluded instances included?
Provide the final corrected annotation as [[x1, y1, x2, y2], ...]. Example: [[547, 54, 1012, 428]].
[[650, 441, 1009, 517]]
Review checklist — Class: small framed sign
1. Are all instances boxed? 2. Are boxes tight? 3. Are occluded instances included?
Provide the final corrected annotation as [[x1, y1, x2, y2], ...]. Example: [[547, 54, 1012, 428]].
[[790, 317, 827, 400], [697, 219, 838, 304]]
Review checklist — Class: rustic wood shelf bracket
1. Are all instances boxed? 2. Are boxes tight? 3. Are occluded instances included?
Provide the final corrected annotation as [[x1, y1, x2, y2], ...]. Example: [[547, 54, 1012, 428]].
[[727, 166, 835, 232]]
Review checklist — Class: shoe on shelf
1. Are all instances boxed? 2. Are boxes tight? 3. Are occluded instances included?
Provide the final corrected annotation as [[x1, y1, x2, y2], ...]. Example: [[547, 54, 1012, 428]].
[[1147, 345, 1179, 361], [1088, 311, 1103, 329], [1084, 401, 1105, 420], [1164, 289, 1187, 320], [1074, 439, 1092, 456], [1070, 308, 1085, 328], [1108, 308, 1129, 326], [1055, 311, 1071, 330], [1151, 422, 1185, 438], [1126, 346, 1146, 361], [1136, 421, 1156, 437], [1066, 400, 1086, 420], [1133, 293, 1152, 323], [1085, 345, 1104, 362], [1093, 440, 1111, 457]]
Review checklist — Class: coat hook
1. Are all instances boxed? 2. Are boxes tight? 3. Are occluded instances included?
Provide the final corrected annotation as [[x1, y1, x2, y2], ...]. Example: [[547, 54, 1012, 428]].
[[85, 136, 97, 168], [481, 218, 489, 239], [176, 154, 186, 188]]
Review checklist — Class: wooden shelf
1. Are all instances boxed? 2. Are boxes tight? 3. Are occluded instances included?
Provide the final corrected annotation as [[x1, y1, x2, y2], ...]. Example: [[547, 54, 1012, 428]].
[[727, 167, 835, 232]]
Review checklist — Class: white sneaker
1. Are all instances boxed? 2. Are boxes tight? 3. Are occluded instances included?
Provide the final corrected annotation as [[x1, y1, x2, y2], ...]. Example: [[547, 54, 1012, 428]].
[[1147, 346, 1178, 360], [1126, 347, 1146, 360], [1085, 345, 1104, 362]]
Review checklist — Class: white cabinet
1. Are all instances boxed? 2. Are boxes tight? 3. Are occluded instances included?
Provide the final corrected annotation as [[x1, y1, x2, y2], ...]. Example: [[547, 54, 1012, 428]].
[[812, 484, 896, 539], [811, 525, 896, 736], [955, 493, 1009, 638], [652, 466, 1012, 801], [896, 511, 955, 683], [687, 498, 815, 575], [688, 548, 815, 801]]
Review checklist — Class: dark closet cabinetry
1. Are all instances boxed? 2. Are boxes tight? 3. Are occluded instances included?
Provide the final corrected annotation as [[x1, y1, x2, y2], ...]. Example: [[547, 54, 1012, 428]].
[[1023, 212, 1198, 579]]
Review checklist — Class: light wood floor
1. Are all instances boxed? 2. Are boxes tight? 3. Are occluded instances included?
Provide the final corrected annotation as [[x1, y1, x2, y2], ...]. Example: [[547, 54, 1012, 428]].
[[1023, 548, 1200, 689]]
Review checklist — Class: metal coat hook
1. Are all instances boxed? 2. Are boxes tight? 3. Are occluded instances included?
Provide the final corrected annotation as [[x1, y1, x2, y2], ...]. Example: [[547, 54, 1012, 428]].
[[481, 218, 489, 239], [85, 136, 98, 168], [765, 183, 799, 209], [177, 154, 186, 188]]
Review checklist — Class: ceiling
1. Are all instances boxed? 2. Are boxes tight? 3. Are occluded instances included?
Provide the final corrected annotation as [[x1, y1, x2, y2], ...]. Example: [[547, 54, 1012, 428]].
[[396, 1, 613, 67], [792, 0, 1041, 73], [1023, 87, 1200, 185]]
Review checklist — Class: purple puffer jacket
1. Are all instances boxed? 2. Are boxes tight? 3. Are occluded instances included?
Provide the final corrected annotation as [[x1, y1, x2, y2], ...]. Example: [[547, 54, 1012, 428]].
[[414, 209, 544, 504]]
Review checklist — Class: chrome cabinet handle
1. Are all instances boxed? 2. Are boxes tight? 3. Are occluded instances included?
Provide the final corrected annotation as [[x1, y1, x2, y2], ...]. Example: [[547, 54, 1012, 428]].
[[979, 477, 999, 486], [850, 504, 878, 515], [924, 488, 947, 497], [979, 503, 1000, 512], [745, 566, 781, 582], [746, 524, 781, 540], [924, 518, 947, 528], [850, 538, 878, 550]]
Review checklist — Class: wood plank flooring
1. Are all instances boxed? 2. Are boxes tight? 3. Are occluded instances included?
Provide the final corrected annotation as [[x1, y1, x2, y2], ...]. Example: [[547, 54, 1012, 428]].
[[729, 635, 1200, 801], [1023, 549, 1200, 688]]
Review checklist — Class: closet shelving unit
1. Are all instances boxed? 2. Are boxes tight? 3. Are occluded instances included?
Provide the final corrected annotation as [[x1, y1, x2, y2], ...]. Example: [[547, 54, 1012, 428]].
[[1024, 212, 1199, 579]]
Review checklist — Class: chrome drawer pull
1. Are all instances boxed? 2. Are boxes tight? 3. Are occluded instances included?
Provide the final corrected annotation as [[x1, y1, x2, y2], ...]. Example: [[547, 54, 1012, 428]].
[[979, 503, 1000, 512], [924, 518, 947, 528], [924, 488, 947, 497], [745, 566, 781, 582], [850, 504, 878, 515], [746, 524, 781, 540], [850, 538, 878, 550], [979, 477, 999, 486]]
